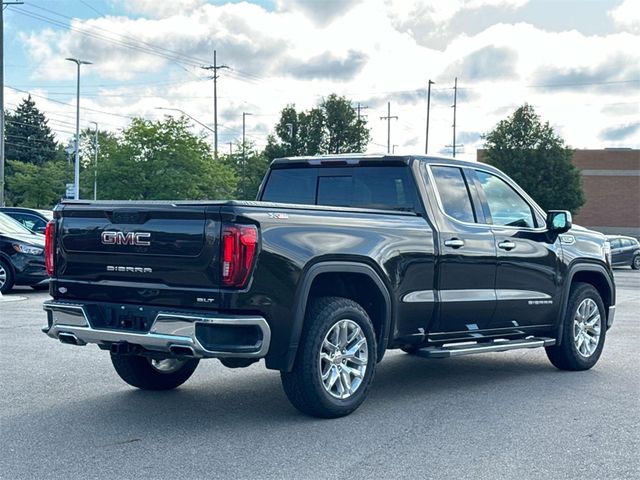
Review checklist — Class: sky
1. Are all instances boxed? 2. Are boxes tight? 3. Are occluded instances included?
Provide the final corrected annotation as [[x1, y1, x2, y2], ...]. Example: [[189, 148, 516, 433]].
[[3, 0, 640, 160]]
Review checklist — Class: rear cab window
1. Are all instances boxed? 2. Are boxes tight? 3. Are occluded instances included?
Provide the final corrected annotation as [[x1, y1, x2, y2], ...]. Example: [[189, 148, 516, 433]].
[[261, 164, 420, 213]]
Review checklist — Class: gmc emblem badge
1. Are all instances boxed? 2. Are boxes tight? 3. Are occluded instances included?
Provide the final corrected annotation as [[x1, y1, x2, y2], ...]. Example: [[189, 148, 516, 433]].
[[101, 231, 151, 246]]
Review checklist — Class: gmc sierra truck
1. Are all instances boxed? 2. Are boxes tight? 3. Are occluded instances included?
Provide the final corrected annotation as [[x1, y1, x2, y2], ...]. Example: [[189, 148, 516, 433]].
[[42, 154, 616, 418]]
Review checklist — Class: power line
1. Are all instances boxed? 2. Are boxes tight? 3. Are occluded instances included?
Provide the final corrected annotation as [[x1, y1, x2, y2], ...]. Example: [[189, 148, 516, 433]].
[[22, 5, 209, 68], [78, 0, 105, 17], [6, 86, 137, 119]]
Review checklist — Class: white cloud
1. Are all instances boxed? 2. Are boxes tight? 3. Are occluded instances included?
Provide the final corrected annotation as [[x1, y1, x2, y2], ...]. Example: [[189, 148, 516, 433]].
[[275, 0, 364, 26], [13, 0, 640, 157], [114, 0, 208, 18], [609, 0, 640, 33]]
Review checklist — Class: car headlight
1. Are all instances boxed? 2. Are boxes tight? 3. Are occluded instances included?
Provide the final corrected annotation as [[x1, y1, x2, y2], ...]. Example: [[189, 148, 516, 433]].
[[12, 244, 44, 255]]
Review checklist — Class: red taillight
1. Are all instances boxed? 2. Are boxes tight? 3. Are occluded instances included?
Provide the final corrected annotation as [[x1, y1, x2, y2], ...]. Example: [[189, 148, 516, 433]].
[[221, 224, 258, 288], [44, 220, 55, 276]]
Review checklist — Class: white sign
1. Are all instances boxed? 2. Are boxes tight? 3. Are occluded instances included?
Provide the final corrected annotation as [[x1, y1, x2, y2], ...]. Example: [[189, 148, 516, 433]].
[[65, 183, 75, 199]]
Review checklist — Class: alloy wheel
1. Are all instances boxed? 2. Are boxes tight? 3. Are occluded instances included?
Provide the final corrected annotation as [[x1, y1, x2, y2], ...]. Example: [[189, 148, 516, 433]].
[[0, 264, 7, 290], [319, 319, 368, 399], [573, 298, 601, 358]]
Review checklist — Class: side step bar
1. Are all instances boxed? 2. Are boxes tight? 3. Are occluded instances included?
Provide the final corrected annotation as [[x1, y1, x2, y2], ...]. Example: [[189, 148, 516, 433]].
[[414, 337, 556, 359]]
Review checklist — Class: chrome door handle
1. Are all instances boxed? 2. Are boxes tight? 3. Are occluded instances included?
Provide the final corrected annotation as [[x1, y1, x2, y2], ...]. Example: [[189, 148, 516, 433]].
[[444, 238, 465, 249], [498, 241, 516, 251]]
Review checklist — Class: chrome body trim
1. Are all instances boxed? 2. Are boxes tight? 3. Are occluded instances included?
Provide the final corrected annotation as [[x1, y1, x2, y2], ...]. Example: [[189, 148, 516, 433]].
[[607, 305, 616, 328], [496, 290, 552, 301], [402, 290, 435, 303], [440, 289, 497, 302], [43, 301, 271, 359], [403, 289, 552, 303]]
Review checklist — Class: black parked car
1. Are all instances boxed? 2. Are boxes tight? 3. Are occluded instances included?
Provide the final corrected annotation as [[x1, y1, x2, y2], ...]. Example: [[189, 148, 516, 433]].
[[0, 212, 48, 293], [606, 235, 640, 269], [0, 207, 53, 234]]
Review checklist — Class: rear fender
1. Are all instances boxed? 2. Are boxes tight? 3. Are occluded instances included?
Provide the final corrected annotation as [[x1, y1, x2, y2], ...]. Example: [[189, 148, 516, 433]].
[[284, 261, 392, 372]]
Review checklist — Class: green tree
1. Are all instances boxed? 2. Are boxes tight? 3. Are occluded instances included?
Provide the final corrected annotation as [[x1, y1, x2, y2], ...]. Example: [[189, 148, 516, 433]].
[[78, 128, 120, 199], [265, 94, 370, 161], [5, 159, 70, 208], [96, 117, 237, 200], [221, 141, 270, 200], [4, 96, 58, 166], [482, 104, 584, 213]]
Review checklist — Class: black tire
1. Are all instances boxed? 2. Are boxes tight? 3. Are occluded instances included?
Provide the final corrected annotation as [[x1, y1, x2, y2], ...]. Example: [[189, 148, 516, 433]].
[[632, 255, 640, 270], [0, 259, 15, 294], [281, 296, 378, 418], [110, 354, 199, 390], [545, 282, 606, 371]]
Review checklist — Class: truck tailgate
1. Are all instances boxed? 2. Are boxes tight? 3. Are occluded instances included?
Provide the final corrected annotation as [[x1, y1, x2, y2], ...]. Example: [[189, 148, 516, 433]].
[[54, 204, 223, 306]]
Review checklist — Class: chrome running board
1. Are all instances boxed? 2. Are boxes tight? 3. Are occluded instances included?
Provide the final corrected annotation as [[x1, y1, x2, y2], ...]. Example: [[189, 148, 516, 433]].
[[414, 337, 556, 359]]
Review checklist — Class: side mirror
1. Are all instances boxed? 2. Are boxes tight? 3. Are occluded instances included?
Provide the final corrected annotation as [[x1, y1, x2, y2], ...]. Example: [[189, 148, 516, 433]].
[[547, 210, 572, 233]]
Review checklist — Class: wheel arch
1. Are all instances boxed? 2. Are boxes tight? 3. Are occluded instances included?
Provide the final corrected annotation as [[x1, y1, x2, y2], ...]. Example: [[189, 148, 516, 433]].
[[556, 262, 615, 344], [284, 261, 393, 372]]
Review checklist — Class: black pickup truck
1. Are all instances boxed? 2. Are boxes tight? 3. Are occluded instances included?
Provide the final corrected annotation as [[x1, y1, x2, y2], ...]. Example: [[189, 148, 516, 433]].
[[42, 154, 616, 418]]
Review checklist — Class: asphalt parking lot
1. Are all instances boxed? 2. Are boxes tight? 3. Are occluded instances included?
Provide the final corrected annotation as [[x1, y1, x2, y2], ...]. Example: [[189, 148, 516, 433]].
[[1, 270, 638, 480]]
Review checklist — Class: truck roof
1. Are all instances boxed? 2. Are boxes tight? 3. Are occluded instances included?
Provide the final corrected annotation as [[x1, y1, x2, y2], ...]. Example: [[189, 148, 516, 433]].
[[271, 153, 491, 171]]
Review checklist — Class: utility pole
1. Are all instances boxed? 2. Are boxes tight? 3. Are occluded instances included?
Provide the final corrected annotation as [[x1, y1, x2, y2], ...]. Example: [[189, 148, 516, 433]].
[[242, 112, 252, 199], [379, 102, 398, 154], [91, 121, 98, 201], [202, 50, 229, 160], [356, 102, 368, 121], [66, 57, 92, 200], [229, 142, 233, 156], [452, 77, 457, 158], [425, 79, 434, 154], [1, 1, 24, 207]]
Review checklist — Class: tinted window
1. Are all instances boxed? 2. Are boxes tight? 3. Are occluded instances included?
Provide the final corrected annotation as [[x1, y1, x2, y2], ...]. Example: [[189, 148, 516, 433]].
[[317, 167, 417, 210], [263, 166, 418, 211], [317, 176, 351, 206], [622, 238, 635, 248], [261, 168, 317, 205], [609, 238, 622, 249], [430, 166, 476, 223], [475, 170, 535, 228]]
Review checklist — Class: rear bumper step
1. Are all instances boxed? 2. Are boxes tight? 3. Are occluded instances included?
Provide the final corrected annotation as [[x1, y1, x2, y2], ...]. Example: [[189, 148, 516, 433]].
[[42, 301, 271, 359], [415, 337, 556, 359]]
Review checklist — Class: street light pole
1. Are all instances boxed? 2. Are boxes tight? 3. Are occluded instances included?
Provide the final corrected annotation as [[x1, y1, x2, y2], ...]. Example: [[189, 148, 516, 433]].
[[425, 79, 434, 154], [155, 107, 215, 134], [66, 57, 92, 200], [242, 112, 252, 199], [91, 121, 98, 201], [1, 1, 24, 207]]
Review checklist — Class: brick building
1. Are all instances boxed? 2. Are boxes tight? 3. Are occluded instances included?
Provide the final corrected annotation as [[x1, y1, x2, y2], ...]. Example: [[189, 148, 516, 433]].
[[477, 148, 640, 238]]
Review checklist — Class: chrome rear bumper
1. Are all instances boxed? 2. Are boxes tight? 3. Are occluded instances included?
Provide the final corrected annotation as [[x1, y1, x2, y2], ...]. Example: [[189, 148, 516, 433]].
[[43, 301, 271, 359]]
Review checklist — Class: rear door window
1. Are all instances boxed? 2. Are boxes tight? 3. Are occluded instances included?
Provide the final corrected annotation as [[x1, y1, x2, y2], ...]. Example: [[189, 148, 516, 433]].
[[430, 166, 476, 223]]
